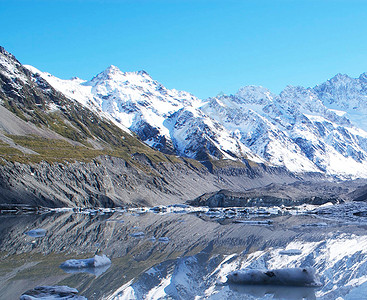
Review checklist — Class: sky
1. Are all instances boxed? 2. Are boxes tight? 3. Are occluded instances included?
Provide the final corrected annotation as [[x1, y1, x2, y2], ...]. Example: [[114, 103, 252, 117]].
[[1, 0, 367, 99]]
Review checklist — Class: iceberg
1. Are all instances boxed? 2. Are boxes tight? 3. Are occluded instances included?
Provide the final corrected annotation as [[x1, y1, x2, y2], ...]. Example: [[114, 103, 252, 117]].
[[130, 232, 145, 238], [158, 237, 169, 243], [20, 285, 87, 299], [60, 254, 111, 273], [228, 284, 317, 299], [227, 267, 321, 287], [24, 228, 47, 238]]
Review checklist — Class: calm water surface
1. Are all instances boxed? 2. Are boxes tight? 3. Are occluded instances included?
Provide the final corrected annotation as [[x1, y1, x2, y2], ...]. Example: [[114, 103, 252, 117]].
[[1, 205, 367, 299]]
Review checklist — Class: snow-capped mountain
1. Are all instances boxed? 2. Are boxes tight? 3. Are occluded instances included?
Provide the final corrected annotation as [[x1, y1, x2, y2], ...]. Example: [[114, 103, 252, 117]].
[[25, 64, 204, 154], [23, 63, 367, 179], [314, 73, 367, 131], [203, 84, 367, 177]]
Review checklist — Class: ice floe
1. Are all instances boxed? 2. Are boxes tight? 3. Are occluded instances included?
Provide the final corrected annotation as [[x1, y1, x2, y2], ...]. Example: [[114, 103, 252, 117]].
[[24, 228, 47, 238], [233, 219, 273, 225], [60, 254, 111, 270], [226, 267, 321, 287], [20, 285, 86, 299], [227, 284, 318, 299], [301, 222, 328, 227], [158, 237, 169, 243], [130, 232, 145, 238]]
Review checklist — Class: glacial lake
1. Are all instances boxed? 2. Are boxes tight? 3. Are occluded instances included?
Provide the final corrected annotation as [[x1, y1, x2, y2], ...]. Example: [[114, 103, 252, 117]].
[[2, 203, 367, 300]]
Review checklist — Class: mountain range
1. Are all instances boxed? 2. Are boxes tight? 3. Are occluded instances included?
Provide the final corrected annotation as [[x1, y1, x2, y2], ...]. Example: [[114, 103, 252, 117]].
[[23, 55, 367, 179], [1, 45, 367, 207], [1, 46, 303, 208]]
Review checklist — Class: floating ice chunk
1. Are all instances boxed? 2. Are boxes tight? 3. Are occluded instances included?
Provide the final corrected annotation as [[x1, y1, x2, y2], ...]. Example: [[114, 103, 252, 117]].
[[279, 249, 302, 256], [24, 228, 47, 238], [169, 204, 189, 208], [20, 285, 87, 299], [301, 222, 328, 227], [233, 220, 273, 225], [228, 284, 317, 299], [105, 219, 124, 223], [60, 254, 111, 269], [50, 207, 73, 213], [150, 206, 167, 213], [130, 232, 145, 238], [158, 237, 169, 243], [227, 267, 321, 287]]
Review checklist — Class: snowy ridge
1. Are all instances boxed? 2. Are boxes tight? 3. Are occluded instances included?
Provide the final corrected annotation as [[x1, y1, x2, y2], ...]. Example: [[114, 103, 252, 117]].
[[0, 47, 28, 84], [22, 61, 367, 178], [23, 65, 132, 134], [314, 73, 367, 131]]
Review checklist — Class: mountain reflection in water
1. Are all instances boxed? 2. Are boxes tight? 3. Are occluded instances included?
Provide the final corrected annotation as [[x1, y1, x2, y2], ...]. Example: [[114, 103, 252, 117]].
[[1, 205, 367, 299]]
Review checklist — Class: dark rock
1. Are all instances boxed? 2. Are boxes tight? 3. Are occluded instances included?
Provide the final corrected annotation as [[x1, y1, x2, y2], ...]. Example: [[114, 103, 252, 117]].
[[188, 180, 363, 208]]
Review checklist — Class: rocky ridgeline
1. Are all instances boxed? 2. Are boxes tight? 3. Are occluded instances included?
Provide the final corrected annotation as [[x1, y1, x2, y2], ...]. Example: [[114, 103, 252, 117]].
[[188, 180, 367, 208], [0, 153, 308, 208]]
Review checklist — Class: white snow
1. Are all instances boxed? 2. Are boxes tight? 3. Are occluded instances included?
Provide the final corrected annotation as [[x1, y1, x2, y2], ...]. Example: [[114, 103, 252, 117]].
[[145, 276, 172, 300], [23, 65, 131, 134], [105, 279, 136, 300], [0, 51, 28, 84], [329, 108, 347, 117]]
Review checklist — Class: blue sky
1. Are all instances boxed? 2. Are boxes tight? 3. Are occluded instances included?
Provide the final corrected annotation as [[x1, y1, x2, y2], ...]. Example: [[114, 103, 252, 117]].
[[1, 0, 367, 98]]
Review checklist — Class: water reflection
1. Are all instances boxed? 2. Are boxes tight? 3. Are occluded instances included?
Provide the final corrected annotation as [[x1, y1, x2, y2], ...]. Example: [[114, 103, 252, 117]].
[[60, 264, 112, 277], [1, 206, 367, 299]]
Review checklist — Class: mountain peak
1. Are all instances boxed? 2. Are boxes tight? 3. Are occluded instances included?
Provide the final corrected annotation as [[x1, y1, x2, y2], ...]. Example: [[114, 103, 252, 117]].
[[93, 66, 152, 82], [0, 46, 16, 61], [0, 46, 27, 81], [330, 73, 352, 82], [359, 72, 367, 82], [235, 85, 273, 105], [137, 70, 149, 76], [104, 65, 121, 74], [0, 46, 22, 67], [89, 65, 123, 82]]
